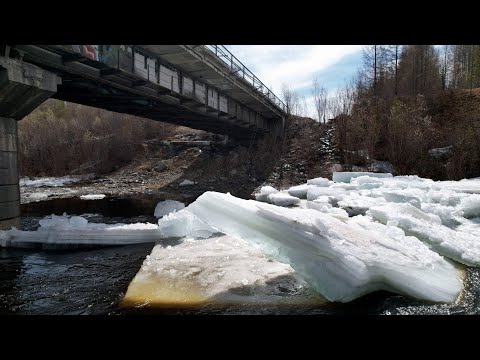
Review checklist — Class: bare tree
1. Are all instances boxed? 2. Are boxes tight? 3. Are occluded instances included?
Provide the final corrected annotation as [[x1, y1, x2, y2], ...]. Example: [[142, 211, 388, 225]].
[[281, 83, 301, 116], [299, 95, 309, 117], [312, 77, 328, 123]]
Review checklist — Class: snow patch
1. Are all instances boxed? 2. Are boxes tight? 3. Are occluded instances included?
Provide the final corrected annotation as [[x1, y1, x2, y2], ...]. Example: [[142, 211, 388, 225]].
[[19, 175, 91, 187], [179, 179, 196, 186], [80, 194, 106, 200]]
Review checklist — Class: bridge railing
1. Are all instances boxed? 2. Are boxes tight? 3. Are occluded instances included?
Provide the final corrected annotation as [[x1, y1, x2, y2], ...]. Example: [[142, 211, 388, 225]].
[[204, 45, 287, 114]]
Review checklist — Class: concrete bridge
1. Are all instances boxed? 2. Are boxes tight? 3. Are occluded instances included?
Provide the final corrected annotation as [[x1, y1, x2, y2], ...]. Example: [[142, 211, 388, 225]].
[[0, 44, 287, 229]]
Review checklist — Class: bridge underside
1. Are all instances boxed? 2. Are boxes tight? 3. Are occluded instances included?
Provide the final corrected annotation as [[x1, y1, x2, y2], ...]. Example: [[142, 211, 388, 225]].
[[54, 77, 261, 141], [9, 45, 284, 141]]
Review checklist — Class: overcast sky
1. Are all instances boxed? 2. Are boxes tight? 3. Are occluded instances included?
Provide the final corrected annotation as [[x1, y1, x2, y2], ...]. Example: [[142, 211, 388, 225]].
[[226, 45, 364, 118]]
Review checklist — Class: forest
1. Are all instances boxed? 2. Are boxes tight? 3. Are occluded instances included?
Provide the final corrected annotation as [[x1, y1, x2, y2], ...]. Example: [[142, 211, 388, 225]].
[[283, 45, 480, 180]]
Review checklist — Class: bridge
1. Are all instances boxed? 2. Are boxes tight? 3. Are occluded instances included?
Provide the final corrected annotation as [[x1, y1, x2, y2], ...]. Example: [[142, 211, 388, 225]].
[[0, 44, 287, 229]]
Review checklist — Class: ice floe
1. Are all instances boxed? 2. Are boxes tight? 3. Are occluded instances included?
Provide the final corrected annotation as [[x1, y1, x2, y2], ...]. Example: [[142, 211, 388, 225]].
[[123, 235, 325, 307], [0, 214, 160, 248], [185, 192, 463, 303]]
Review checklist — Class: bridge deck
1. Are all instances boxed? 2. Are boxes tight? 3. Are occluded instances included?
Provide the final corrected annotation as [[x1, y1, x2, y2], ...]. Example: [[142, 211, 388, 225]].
[[8, 45, 286, 140]]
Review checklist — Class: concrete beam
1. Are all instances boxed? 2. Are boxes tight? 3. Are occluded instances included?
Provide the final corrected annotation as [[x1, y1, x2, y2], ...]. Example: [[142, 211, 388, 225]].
[[0, 57, 61, 120]]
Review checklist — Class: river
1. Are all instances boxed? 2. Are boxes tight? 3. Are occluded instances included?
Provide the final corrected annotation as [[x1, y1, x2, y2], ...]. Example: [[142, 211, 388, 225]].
[[1, 196, 480, 315]]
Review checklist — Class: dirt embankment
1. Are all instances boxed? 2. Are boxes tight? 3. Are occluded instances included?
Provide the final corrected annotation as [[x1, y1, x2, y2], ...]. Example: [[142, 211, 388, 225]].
[[21, 116, 338, 204], [263, 117, 338, 189]]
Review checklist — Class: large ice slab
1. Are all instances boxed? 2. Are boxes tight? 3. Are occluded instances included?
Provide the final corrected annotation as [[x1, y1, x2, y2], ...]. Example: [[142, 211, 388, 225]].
[[122, 235, 326, 308], [0, 214, 161, 248], [369, 203, 480, 267], [186, 192, 463, 303]]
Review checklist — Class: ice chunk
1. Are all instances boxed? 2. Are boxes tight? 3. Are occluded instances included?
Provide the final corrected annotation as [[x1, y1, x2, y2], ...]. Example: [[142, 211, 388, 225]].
[[287, 184, 317, 199], [306, 187, 335, 201], [369, 203, 480, 266], [254, 186, 279, 202], [421, 203, 461, 228], [123, 234, 326, 307], [381, 190, 422, 209], [157, 209, 217, 239], [179, 179, 195, 186], [432, 178, 480, 194], [459, 195, 480, 218], [425, 189, 467, 207], [154, 200, 185, 218], [186, 192, 462, 303], [80, 194, 106, 200], [267, 193, 300, 207], [337, 193, 386, 216], [333, 172, 393, 183], [305, 201, 349, 221], [307, 177, 330, 187], [352, 176, 384, 185]]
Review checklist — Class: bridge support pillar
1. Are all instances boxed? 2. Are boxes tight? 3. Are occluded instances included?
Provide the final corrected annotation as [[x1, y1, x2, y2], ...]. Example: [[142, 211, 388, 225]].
[[0, 56, 61, 229], [0, 117, 20, 229]]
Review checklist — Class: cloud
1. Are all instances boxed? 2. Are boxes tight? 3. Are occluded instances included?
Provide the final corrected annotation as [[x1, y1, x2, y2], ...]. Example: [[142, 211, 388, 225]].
[[227, 45, 363, 93]]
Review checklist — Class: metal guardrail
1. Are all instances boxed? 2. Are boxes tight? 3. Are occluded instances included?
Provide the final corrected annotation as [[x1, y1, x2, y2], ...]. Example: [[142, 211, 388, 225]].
[[204, 45, 287, 114]]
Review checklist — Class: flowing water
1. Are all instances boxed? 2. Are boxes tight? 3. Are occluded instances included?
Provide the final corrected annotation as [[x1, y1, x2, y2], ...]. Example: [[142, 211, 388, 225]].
[[1, 196, 480, 315]]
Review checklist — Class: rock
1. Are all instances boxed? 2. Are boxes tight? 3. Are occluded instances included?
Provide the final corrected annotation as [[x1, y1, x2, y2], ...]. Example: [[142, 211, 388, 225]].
[[153, 162, 168, 172]]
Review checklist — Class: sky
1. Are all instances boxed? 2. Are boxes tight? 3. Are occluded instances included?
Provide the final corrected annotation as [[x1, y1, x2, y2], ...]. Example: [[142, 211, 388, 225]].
[[226, 45, 364, 119]]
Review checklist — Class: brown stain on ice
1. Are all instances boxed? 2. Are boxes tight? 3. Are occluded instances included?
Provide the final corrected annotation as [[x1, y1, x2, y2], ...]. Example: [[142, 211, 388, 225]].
[[120, 274, 208, 308]]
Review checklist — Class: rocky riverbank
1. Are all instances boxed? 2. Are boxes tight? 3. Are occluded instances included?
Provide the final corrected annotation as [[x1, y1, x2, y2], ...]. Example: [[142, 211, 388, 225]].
[[21, 117, 337, 206]]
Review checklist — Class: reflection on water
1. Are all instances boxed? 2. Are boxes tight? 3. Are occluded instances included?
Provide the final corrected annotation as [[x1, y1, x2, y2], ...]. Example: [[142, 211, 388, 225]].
[[1, 196, 480, 315]]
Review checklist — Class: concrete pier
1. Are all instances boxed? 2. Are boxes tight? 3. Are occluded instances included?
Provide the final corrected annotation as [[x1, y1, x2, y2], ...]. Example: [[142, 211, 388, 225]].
[[0, 117, 20, 229], [0, 56, 60, 229]]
